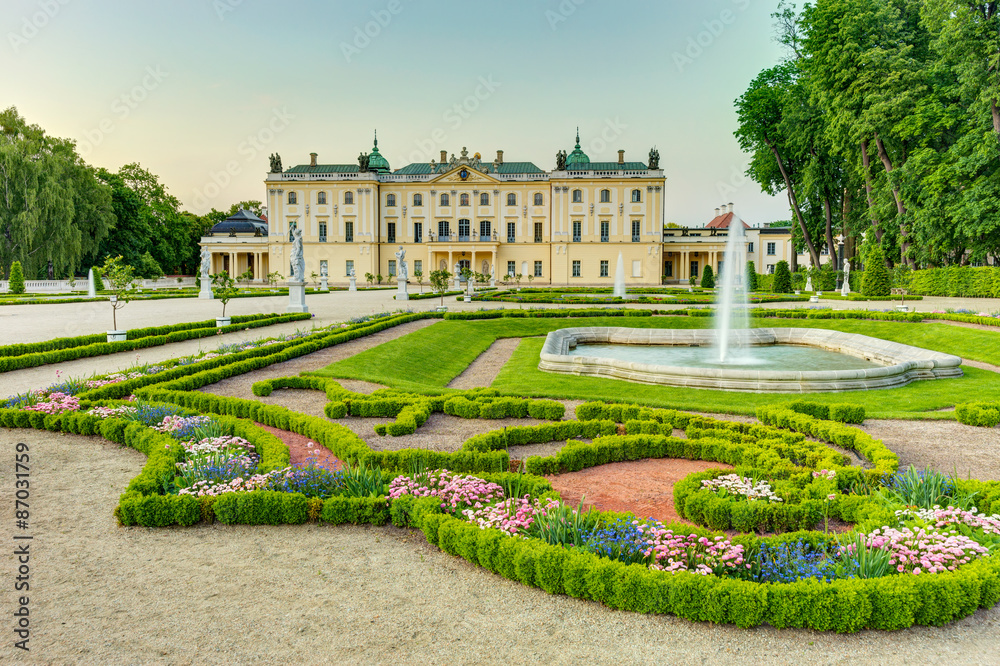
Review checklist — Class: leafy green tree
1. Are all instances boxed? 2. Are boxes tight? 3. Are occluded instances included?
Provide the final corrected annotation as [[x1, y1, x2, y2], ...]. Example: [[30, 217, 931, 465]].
[[773, 260, 792, 293], [365, 272, 374, 288], [862, 245, 892, 297], [100, 255, 137, 331], [429, 269, 451, 305], [414, 269, 424, 293], [700, 264, 715, 289], [211, 270, 240, 318], [746, 261, 759, 290], [8, 260, 25, 294], [136, 251, 163, 280]]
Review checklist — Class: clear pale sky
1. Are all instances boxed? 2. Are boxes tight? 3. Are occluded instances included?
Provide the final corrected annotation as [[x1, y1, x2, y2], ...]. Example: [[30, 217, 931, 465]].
[[3, 0, 790, 226]]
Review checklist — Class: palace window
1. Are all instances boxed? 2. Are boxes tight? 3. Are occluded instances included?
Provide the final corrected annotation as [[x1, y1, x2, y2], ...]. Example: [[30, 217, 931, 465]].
[[345, 221, 354, 243], [507, 222, 516, 243], [288, 191, 297, 205], [386, 194, 396, 207], [480, 220, 491, 239], [460, 193, 470, 206], [767, 242, 776, 256], [413, 193, 423, 206], [534, 261, 542, 277], [507, 261, 516, 276], [387, 222, 396, 243], [458, 218, 470, 239], [346, 259, 354, 276], [572, 260, 581, 277], [631, 189, 641, 203], [600, 221, 609, 243], [480, 192, 489, 206], [664, 260, 673, 277], [319, 223, 327, 243], [506, 193, 516, 206], [600, 189, 611, 203], [438, 220, 450, 239], [747, 242, 754, 253], [344, 191, 354, 205], [533, 192, 543, 206], [600, 260, 609, 277], [388, 260, 396, 276], [414, 222, 422, 243], [572, 220, 582, 243], [440, 193, 450, 206], [414, 259, 422, 275], [317, 192, 327, 205], [572, 189, 582, 203], [534, 222, 543, 243], [631, 220, 640, 242]]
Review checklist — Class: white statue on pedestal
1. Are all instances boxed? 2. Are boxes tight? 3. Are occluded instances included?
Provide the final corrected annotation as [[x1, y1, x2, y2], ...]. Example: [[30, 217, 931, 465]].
[[200, 247, 211, 279], [841, 258, 851, 296], [290, 227, 305, 282], [395, 246, 407, 281]]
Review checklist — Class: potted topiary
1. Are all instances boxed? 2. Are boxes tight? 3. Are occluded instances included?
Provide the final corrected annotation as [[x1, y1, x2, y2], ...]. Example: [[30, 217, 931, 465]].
[[8, 260, 25, 295], [430, 268, 451, 309], [100, 256, 137, 342], [211, 270, 239, 327]]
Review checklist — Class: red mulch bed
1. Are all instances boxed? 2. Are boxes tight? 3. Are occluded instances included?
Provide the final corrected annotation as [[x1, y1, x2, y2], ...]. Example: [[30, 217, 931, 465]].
[[254, 422, 343, 471], [546, 458, 734, 525]]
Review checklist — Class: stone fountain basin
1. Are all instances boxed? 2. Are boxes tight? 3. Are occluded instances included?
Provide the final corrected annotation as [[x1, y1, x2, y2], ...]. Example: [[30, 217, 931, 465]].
[[538, 327, 963, 393]]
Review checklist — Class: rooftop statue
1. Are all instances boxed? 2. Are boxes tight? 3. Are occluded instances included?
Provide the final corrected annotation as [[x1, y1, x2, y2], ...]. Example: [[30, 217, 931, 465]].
[[269, 153, 282, 173], [648, 147, 660, 170]]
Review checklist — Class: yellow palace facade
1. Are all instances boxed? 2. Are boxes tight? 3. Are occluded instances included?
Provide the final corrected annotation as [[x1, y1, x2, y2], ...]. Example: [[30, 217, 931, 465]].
[[201, 132, 796, 287]]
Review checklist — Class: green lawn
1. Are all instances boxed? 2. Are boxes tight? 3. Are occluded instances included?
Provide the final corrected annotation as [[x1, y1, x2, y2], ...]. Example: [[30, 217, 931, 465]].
[[311, 315, 1000, 418]]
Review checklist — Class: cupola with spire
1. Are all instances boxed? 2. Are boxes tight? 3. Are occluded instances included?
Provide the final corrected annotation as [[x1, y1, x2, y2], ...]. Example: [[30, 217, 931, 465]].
[[366, 130, 391, 173], [565, 127, 590, 166]]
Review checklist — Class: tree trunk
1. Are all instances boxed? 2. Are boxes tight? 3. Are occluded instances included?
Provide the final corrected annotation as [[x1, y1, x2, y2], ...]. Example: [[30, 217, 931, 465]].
[[874, 134, 914, 268], [765, 137, 821, 268], [823, 194, 836, 267], [859, 139, 883, 243], [992, 98, 1000, 150]]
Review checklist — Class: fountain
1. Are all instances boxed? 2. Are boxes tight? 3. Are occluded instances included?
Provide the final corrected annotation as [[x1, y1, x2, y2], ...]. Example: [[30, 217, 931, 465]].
[[613, 252, 626, 299], [714, 217, 750, 363], [87, 268, 96, 298]]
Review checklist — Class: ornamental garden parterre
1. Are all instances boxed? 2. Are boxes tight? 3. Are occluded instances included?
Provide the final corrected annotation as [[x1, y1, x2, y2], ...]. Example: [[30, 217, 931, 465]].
[[4, 309, 1000, 633]]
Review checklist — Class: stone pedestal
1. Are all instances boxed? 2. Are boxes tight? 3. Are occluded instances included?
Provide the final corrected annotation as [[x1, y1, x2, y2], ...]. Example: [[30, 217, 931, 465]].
[[199, 273, 213, 300], [349, 276, 357, 292], [454, 276, 461, 290], [841, 283, 850, 298], [286, 281, 309, 313], [805, 277, 813, 292], [396, 280, 409, 302], [490, 278, 496, 288], [320, 276, 329, 292]]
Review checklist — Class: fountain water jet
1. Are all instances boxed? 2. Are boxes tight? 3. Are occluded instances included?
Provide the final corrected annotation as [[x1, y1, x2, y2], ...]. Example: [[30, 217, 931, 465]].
[[613, 252, 626, 299], [715, 215, 751, 363]]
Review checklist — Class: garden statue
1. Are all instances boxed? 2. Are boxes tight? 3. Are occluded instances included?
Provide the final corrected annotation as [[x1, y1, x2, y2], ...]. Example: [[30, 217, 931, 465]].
[[842, 258, 851, 297], [269, 153, 282, 173], [395, 246, 407, 281], [290, 227, 305, 282], [200, 246, 211, 279]]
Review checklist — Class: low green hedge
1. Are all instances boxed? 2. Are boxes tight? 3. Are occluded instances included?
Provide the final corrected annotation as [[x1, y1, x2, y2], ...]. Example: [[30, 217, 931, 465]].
[[955, 402, 1000, 428]]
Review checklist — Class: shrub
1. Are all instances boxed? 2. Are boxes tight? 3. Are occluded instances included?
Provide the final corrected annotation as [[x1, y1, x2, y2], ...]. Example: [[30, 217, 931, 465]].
[[92, 267, 105, 292], [955, 402, 1000, 428], [701, 265, 715, 289], [862, 246, 891, 298], [772, 261, 792, 293], [8, 261, 25, 294], [746, 261, 758, 291]]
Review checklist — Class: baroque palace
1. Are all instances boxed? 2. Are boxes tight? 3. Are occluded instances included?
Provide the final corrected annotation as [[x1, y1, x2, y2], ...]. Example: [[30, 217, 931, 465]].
[[200, 131, 796, 286]]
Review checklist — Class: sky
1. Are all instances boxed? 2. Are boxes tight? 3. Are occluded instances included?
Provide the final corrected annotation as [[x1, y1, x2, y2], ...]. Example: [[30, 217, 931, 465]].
[[3, 0, 791, 226]]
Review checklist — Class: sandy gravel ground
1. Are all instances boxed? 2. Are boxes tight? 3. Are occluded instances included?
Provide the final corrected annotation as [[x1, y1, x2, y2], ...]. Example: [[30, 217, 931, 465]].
[[3, 430, 1000, 665], [859, 419, 1000, 481], [447, 338, 522, 389]]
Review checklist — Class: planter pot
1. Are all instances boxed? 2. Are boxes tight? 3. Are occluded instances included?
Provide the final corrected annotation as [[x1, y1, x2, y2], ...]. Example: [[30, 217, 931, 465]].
[[216, 317, 231, 328], [436, 306, 448, 312], [895, 305, 910, 313], [463, 295, 472, 303], [794, 290, 801, 295], [809, 295, 819, 303], [107, 330, 127, 343]]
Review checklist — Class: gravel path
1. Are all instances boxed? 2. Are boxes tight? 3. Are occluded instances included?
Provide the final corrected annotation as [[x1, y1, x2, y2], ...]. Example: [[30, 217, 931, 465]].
[[3, 429, 1000, 664], [447, 338, 522, 389], [859, 419, 1000, 481]]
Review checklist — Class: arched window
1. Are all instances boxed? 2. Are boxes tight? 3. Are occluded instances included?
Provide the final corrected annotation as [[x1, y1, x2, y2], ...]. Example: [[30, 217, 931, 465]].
[[317, 191, 327, 205], [460, 193, 470, 206], [600, 189, 611, 203], [533, 192, 543, 206], [572, 189, 582, 203], [440, 193, 450, 206], [386, 194, 397, 207], [344, 191, 354, 205], [631, 189, 641, 203], [413, 193, 423, 206], [288, 191, 297, 205], [506, 193, 516, 206], [480, 192, 489, 206]]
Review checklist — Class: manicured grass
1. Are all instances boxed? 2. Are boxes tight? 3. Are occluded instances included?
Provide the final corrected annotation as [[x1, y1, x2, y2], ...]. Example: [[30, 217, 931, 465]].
[[493, 337, 999, 419], [311, 315, 1000, 417]]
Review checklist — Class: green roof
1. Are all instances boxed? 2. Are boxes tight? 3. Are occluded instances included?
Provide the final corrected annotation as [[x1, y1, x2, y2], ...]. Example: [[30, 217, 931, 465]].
[[393, 161, 544, 175], [285, 164, 359, 174], [566, 128, 589, 166], [568, 161, 648, 171], [366, 131, 390, 173]]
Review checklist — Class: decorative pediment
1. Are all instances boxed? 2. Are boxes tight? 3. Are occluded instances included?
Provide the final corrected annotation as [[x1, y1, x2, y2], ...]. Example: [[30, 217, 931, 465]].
[[430, 166, 500, 185]]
